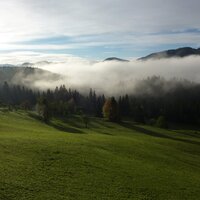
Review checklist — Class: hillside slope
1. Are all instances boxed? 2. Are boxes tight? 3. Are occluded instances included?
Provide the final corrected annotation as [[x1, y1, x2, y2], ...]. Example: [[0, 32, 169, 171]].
[[0, 112, 199, 199]]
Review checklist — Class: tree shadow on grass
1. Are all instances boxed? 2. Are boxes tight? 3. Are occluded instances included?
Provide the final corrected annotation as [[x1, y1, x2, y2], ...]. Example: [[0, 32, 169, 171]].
[[121, 121, 200, 146], [172, 129, 200, 139], [49, 122, 85, 134], [95, 120, 114, 129], [95, 131, 113, 136], [28, 112, 43, 121], [28, 112, 85, 134], [62, 119, 83, 129], [170, 124, 200, 139]]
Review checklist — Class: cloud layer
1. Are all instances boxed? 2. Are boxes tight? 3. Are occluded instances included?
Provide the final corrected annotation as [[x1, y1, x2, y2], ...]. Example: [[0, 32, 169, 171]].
[[40, 56, 200, 95], [4, 52, 200, 95]]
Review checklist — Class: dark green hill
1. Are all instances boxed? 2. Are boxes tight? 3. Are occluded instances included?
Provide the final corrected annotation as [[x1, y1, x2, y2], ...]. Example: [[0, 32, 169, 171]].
[[139, 47, 200, 60]]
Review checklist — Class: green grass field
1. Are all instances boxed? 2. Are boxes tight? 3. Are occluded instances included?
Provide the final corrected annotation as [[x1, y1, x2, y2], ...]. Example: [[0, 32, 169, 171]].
[[0, 111, 199, 200]]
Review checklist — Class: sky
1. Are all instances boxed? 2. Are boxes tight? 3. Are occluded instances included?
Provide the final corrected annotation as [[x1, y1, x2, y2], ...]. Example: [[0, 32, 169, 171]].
[[0, 0, 200, 60]]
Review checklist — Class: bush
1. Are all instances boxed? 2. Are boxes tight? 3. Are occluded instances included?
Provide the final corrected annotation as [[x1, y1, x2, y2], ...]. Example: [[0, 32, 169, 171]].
[[147, 118, 156, 126], [155, 116, 168, 129]]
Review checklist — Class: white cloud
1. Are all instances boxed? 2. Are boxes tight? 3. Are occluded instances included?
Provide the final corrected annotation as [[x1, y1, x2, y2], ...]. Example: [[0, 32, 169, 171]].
[[0, 0, 199, 54]]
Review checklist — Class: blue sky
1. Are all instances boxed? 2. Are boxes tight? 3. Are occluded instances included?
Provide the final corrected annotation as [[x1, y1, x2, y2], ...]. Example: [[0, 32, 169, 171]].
[[0, 0, 200, 60]]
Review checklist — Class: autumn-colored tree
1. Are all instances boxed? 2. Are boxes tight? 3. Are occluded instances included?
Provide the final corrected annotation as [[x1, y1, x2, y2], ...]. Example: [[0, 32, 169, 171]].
[[103, 97, 120, 122]]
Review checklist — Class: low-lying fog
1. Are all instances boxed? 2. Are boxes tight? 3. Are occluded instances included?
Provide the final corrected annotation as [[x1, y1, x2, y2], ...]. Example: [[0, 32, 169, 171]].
[[1, 52, 200, 95]]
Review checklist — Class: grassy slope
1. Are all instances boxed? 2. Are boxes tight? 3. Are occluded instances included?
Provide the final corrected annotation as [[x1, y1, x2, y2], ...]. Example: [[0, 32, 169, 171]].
[[0, 111, 199, 200]]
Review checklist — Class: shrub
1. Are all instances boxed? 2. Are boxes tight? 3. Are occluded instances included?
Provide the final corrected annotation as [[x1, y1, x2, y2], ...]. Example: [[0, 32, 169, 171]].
[[156, 116, 168, 128]]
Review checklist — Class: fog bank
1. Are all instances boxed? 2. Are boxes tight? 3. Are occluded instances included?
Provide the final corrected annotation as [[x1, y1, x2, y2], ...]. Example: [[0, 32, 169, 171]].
[[1, 53, 200, 95], [35, 56, 200, 95]]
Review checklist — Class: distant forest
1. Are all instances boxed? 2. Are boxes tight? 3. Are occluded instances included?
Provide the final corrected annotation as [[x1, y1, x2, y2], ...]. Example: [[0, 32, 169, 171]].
[[0, 76, 200, 126]]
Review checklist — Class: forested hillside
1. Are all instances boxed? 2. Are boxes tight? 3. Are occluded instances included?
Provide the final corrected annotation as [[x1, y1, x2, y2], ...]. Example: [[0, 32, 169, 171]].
[[0, 76, 200, 126]]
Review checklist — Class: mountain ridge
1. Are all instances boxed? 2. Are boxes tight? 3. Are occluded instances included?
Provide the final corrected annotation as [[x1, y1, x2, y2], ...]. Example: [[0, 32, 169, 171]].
[[139, 47, 200, 60], [104, 57, 129, 62]]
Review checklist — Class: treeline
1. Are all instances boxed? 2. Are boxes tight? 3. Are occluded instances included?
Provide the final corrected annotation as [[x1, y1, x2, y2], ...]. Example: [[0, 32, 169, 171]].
[[131, 77, 200, 125], [0, 82, 37, 107], [0, 76, 200, 125], [0, 82, 106, 118]]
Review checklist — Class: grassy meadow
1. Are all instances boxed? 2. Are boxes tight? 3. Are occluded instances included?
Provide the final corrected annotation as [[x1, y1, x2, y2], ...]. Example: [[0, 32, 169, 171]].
[[0, 111, 199, 200]]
